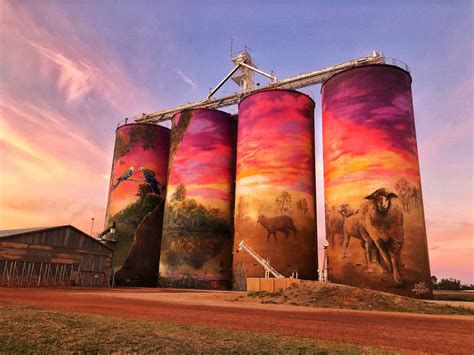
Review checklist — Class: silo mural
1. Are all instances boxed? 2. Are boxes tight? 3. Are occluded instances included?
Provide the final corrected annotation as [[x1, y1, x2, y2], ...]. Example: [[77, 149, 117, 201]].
[[105, 123, 170, 286], [233, 89, 318, 290], [322, 65, 432, 298], [159, 109, 235, 290]]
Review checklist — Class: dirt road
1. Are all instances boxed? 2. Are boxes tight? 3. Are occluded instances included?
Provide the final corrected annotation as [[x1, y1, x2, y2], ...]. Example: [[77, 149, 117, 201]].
[[1, 287, 473, 353]]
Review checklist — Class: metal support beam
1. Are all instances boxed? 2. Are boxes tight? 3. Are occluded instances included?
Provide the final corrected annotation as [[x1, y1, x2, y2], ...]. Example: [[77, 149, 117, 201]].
[[239, 62, 277, 82], [134, 52, 392, 123], [207, 64, 241, 100]]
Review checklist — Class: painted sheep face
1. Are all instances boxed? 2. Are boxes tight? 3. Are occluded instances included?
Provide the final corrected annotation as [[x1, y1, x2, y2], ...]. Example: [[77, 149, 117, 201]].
[[257, 215, 265, 225], [365, 188, 398, 213], [339, 203, 350, 216], [375, 195, 391, 212]]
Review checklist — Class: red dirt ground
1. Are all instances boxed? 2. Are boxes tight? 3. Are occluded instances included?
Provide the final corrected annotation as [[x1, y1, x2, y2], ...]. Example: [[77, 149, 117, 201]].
[[1, 287, 473, 353]]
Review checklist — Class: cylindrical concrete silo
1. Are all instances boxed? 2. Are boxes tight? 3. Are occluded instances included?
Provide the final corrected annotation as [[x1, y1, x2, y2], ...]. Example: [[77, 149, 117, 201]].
[[159, 109, 235, 290], [321, 64, 432, 298], [104, 123, 170, 286], [233, 89, 318, 290]]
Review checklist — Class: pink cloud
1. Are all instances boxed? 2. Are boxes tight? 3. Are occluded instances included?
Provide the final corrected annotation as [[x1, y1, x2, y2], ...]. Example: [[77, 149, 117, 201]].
[[0, 3, 163, 233]]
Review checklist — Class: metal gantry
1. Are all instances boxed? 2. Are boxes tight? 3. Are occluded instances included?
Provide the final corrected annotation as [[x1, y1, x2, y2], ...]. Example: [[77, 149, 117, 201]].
[[134, 51, 394, 123]]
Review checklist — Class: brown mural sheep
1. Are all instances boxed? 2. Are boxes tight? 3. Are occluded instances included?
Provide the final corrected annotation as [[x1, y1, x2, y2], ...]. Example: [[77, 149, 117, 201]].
[[359, 188, 404, 285], [326, 206, 344, 246], [257, 215, 297, 241], [342, 212, 378, 270], [327, 204, 356, 247]]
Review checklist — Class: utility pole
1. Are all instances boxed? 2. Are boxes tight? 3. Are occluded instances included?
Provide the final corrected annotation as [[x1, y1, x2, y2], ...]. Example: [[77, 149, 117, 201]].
[[90, 217, 95, 237]]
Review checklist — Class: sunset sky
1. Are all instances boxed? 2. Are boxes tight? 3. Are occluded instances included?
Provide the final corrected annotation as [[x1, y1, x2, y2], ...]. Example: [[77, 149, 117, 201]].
[[0, 1, 472, 282]]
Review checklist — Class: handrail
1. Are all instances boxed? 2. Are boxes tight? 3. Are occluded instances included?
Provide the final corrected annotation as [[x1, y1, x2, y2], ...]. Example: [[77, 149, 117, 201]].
[[382, 57, 410, 72]]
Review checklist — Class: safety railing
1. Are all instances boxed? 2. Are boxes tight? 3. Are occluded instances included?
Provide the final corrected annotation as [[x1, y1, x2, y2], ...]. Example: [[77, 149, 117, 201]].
[[382, 57, 410, 72], [116, 116, 162, 128]]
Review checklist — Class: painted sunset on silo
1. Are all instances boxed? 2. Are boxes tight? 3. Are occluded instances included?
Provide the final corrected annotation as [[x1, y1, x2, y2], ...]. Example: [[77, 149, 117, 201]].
[[236, 90, 316, 206], [160, 109, 235, 289], [107, 125, 170, 218], [105, 124, 170, 277], [322, 66, 431, 297], [233, 90, 317, 289], [167, 110, 234, 211], [323, 66, 421, 208]]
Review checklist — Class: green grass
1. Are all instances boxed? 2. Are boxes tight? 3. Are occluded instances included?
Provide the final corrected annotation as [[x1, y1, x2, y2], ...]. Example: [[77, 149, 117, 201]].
[[247, 283, 474, 316], [0, 305, 394, 354]]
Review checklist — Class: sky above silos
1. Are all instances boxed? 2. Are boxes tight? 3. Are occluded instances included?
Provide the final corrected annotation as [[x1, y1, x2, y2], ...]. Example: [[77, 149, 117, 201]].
[[0, 1, 472, 283]]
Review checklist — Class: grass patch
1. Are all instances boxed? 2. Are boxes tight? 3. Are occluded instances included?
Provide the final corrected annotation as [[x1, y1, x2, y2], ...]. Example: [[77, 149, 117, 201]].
[[247, 282, 474, 316], [0, 305, 393, 354], [433, 290, 474, 302]]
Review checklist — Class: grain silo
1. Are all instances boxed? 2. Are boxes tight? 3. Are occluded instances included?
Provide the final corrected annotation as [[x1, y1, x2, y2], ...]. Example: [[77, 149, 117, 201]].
[[104, 123, 170, 286], [232, 89, 318, 290], [159, 109, 235, 290], [321, 64, 432, 298]]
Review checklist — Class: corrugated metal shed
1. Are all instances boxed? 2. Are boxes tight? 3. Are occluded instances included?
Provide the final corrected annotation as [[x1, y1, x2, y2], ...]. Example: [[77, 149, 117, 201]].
[[0, 225, 113, 287]]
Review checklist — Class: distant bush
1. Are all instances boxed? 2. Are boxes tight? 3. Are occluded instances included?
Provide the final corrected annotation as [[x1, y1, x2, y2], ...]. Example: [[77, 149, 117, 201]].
[[437, 278, 462, 291], [432, 276, 474, 291]]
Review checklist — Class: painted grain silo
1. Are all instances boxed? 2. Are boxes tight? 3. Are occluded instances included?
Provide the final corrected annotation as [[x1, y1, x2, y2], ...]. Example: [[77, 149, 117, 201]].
[[104, 123, 170, 286], [159, 109, 235, 290], [321, 64, 432, 298], [233, 89, 318, 290]]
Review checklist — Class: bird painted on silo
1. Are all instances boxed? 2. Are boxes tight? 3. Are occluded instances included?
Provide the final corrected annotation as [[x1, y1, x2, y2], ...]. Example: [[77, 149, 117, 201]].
[[139, 166, 162, 196], [112, 167, 134, 191]]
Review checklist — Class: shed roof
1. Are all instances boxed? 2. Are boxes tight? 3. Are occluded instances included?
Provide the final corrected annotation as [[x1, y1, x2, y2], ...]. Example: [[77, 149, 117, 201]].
[[0, 225, 113, 250]]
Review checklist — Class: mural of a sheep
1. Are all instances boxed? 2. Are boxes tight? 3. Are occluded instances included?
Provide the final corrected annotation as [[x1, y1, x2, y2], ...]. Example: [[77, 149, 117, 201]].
[[359, 188, 404, 285], [327, 204, 356, 247], [340, 203, 357, 218], [342, 213, 378, 270], [326, 206, 344, 246], [257, 215, 297, 241]]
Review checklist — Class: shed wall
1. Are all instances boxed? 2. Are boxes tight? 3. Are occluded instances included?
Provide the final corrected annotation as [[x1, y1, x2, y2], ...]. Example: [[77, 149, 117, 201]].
[[0, 228, 113, 287]]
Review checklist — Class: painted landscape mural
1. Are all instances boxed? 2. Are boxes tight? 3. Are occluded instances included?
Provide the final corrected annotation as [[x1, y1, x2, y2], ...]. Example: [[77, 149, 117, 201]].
[[105, 124, 170, 286], [159, 109, 235, 289], [233, 90, 317, 290], [322, 65, 432, 298]]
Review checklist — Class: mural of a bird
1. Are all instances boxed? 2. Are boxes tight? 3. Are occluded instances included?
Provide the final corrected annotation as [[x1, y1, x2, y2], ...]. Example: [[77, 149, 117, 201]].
[[139, 166, 162, 196], [112, 166, 134, 191]]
